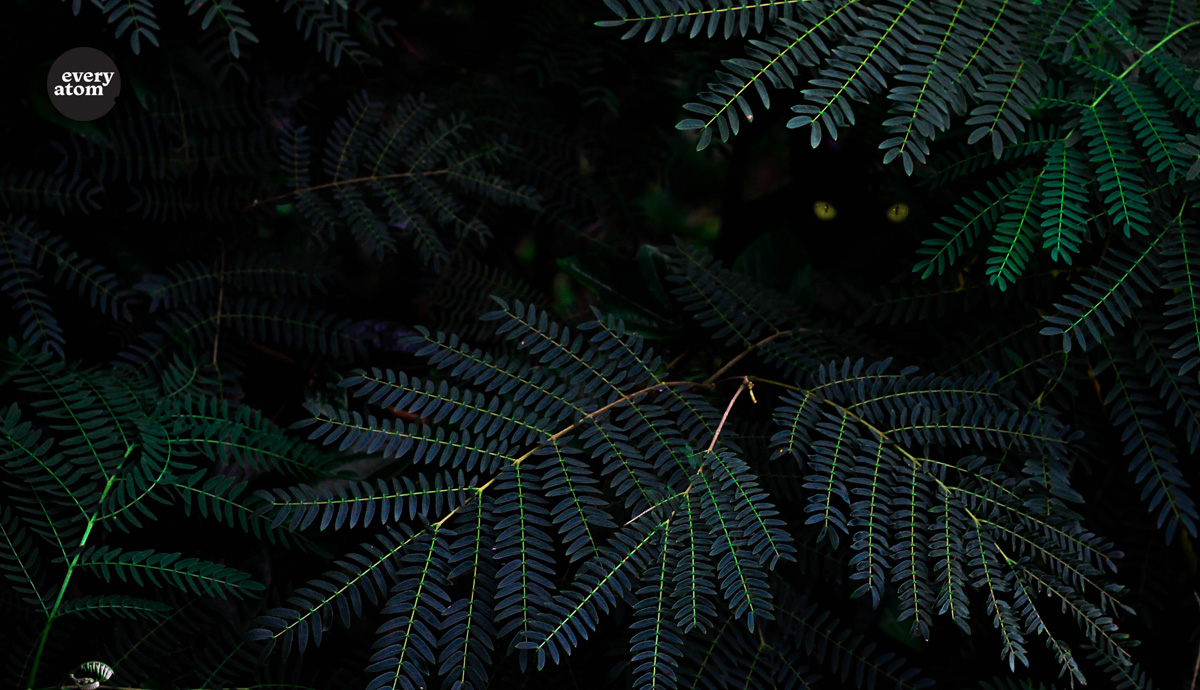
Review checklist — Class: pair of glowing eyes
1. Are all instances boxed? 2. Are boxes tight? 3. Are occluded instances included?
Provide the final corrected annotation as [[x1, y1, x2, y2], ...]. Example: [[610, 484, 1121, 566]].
[[812, 200, 910, 223]]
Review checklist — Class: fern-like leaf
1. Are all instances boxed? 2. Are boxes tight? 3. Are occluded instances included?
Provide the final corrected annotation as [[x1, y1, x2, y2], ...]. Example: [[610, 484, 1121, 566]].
[[1159, 221, 1200, 377], [1038, 141, 1090, 263], [76, 546, 264, 599], [520, 518, 668, 668], [1096, 341, 1198, 543], [1081, 103, 1152, 237], [985, 173, 1042, 290], [1040, 232, 1166, 352], [365, 527, 451, 690], [187, 0, 259, 58], [598, 0, 801, 42], [913, 171, 1030, 279], [789, 1, 921, 150]]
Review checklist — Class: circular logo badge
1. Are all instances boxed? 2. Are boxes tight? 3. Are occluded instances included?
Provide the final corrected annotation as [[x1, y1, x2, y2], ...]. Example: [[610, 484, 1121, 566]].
[[47, 47, 121, 121]]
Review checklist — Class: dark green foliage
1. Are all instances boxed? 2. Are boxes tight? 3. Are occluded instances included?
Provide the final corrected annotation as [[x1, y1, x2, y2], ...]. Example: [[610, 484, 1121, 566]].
[[277, 91, 541, 268], [63, 0, 395, 65], [0, 167, 102, 215], [599, 0, 801, 42], [602, 0, 1200, 292], [0, 217, 135, 357], [2, 0, 1199, 688], [592, 0, 1199, 687], [1039, 229, 1166, 353], [602, 0, 1200, 550]]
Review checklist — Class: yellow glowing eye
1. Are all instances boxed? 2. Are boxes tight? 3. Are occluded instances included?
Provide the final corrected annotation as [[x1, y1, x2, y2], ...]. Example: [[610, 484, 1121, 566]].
[[887, 202, 910, 223], [813, 200, 838, 220]]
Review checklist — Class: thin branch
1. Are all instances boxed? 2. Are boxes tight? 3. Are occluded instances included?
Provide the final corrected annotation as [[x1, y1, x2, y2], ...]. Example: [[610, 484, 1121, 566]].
[[1089, 21, 1200, 109], [666, 348, 689, 371], [538, 380, 711, 453], [244, 168, 451, 210], [707, 377, 752, 453], [704, 328, 806, 385], [433, 379, 711, 529]]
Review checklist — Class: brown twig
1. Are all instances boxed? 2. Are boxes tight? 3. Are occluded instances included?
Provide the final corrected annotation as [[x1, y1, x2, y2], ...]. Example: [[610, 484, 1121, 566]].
[[707, 377, 752, 453], [703, 328, 806, 385], [433, 380, 710, 529], [665, 348, 689, 372], [244, 168, 452, 211]]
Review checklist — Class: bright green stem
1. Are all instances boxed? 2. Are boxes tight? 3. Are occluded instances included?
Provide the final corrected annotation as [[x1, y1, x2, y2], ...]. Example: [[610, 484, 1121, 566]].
[[24, 474, 118, 690], [1090, 20, 1200, 109]]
